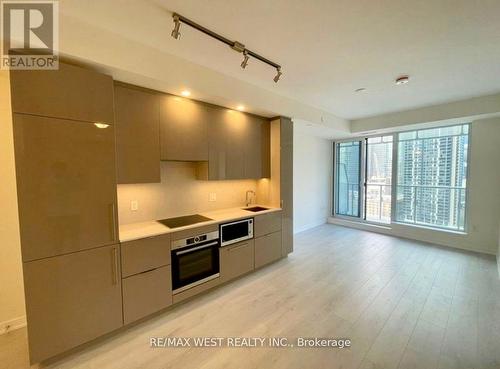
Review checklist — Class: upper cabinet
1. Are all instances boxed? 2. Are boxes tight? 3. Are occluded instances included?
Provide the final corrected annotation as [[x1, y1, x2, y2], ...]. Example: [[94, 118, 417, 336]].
[[199, 108, 270, 180], [114, 84, 161, 184], [10, 62, 114, 124], [160, 95, 209, 161]]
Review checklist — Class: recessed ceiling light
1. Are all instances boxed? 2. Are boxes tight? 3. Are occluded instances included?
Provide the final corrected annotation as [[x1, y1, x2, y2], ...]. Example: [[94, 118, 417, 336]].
[[181, 90, 191, 97], [395, 75, 410, 85], [236, 105, 245, 111], [355, 88, 367, 93]]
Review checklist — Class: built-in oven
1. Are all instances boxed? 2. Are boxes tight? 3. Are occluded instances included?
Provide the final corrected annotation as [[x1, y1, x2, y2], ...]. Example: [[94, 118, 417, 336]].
[[220, 218, 254, 247], [171, 230, 220, 294]]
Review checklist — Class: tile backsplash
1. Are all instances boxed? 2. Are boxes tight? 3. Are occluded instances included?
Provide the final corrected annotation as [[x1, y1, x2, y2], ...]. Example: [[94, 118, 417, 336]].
[[117, 161, 259, 225]]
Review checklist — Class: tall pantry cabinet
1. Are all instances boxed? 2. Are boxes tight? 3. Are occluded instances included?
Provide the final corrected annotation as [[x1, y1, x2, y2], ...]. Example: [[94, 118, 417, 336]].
[[9, 63, 123, 363]]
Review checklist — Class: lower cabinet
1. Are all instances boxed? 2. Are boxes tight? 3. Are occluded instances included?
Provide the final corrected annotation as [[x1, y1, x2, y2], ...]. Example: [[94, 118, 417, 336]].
[[255, 231, 282, 268], [122, 265, 172, 324], [220, 240, 255, 283], [23, 245, 123, 363]]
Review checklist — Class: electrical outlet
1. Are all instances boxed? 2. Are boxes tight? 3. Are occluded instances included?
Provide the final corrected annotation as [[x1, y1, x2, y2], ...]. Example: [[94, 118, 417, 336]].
[[131, 200, 139, 211], [209, 193, 217, 202]]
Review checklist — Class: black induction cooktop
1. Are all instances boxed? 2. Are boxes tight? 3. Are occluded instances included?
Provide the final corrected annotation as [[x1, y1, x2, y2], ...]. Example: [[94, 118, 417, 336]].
[[158, 214, 213, 229]]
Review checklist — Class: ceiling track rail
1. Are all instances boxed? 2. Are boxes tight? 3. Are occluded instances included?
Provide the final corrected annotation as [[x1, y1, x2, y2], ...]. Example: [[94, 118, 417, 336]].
[[171, 12, 282, 82]]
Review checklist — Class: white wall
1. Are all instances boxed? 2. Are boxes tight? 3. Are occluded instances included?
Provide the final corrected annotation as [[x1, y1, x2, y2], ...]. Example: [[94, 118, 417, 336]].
[[0, 71, 26, 333], [117, 162, 259, 225], [293, 129, 332, 233], [331, 117, 500, 255]]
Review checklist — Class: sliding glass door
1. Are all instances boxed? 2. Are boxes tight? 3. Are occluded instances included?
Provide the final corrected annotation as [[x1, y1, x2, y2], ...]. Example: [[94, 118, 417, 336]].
[[333, 124, 470, 232], [365, 136, 393, 223], [334, 141, 361, 217]]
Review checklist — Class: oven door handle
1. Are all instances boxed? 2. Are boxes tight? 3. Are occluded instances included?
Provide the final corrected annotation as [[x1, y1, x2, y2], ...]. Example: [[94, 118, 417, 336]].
[[175, 241, 219, 255]]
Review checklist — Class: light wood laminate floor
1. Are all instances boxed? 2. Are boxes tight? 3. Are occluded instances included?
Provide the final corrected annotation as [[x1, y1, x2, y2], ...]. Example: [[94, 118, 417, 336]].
[[2, 224, 499, 369]]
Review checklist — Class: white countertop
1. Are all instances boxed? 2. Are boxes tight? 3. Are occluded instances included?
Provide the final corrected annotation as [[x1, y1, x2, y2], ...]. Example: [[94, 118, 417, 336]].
[[119, 205, 282, 242]]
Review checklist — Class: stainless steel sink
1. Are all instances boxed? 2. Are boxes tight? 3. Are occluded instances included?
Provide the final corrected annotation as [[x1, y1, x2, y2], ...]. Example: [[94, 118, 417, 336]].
[[243, 206, 269, 212]]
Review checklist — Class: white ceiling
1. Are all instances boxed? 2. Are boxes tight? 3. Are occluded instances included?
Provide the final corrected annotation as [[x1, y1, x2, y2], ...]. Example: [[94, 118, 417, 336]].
[[59, 0, 500, 121]]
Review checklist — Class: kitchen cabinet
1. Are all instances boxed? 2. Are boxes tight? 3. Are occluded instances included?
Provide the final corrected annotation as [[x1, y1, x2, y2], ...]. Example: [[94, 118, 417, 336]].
[[254, 211, 282, 238], [122, 265, 172, 324], [198, 108, 270, 180], [220, 240, 255, 283], [280, 117, 294, 255], [121, 234, 171, 278], [254, 231, 282, 268], [10, 62, 114, 124], [160, 95, 209, 161], [13, 113, 118, 262], [114, 84, 160, 184], [23, 245, 123, 363]]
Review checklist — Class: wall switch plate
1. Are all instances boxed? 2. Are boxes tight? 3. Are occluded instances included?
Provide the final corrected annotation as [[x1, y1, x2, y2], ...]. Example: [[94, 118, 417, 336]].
[[131, 200, 139, 211], [209, 193, 217, 202]]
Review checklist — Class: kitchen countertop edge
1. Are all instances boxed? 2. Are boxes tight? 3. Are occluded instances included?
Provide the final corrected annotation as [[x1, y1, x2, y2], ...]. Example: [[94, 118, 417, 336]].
[[119, 206, 282, 243]]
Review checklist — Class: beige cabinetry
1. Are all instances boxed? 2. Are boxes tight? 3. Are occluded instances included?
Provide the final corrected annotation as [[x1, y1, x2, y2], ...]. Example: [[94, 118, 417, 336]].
[[120, 234, 172, 324], [114, 84, 160, 184], [254, 211, 282, 238], [23, 245, 123, 363], [220, 239, 255, 282], [121, 234, 171, 277], [13, 113, 118, 262], [10, 62, 114, 124], [280, 117, 294, 255], [160, 95, 209, 161], [198, 108, 270, 180], [254, 211, 283, 268], [255, 231, 282, 268], [122, 265, 172, 324]]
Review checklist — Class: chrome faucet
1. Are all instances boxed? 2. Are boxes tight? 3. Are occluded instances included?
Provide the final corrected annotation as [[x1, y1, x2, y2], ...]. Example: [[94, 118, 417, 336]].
[[245, 190, 256, 207]]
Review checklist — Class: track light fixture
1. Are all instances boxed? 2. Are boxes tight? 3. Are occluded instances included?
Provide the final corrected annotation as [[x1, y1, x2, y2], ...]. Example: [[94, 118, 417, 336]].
[[171, 15, 181, 39], [273, 67, 282, 83], [241, 51, 249, 69], [170, 12, 282, 82]]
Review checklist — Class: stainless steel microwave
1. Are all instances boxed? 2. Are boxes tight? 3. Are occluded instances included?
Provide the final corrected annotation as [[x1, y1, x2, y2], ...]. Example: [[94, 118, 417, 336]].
[[220, 218, 254, 247]]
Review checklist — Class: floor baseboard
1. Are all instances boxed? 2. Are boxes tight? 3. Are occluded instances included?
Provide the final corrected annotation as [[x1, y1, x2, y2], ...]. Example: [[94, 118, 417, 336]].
[[0, 316, 26, 335]]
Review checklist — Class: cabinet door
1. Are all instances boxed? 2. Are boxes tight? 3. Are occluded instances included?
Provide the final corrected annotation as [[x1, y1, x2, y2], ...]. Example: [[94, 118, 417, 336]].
[[13, 114, 118, 262], [280, 117, 294, 255], [10, 62, 114, 124], [220, 240, 255, 283], [160, 95, 208, 161], [244, 115, 270, 179], [23, 245, 123, 363], [114, 85, 160, 184], [122, 265, 172, 324], [255, 231, 282, 268]]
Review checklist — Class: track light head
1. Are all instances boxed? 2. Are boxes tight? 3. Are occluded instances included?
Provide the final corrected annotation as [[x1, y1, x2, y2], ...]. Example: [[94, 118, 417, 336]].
[[241, 51, 249, 69], [171, 15, 181, 39], [273, 67, 282, 83]]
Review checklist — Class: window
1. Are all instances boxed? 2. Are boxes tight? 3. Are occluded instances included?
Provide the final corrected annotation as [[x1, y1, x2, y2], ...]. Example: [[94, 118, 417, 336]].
[[395, 124, 469, 231], [365, 136, 393, 223], [334, 141, 361, 217], [333, 123, 470, 232]]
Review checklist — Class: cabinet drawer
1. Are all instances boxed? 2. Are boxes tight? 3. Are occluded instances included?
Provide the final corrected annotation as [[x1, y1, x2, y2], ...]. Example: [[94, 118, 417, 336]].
[[122, 265, 172, 324], [10, 62, 114, 124], [121, 234, 171, 278], [254, 211, 282, 237], [220, 240, 255, 283], [255, 231, 282, 268]]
